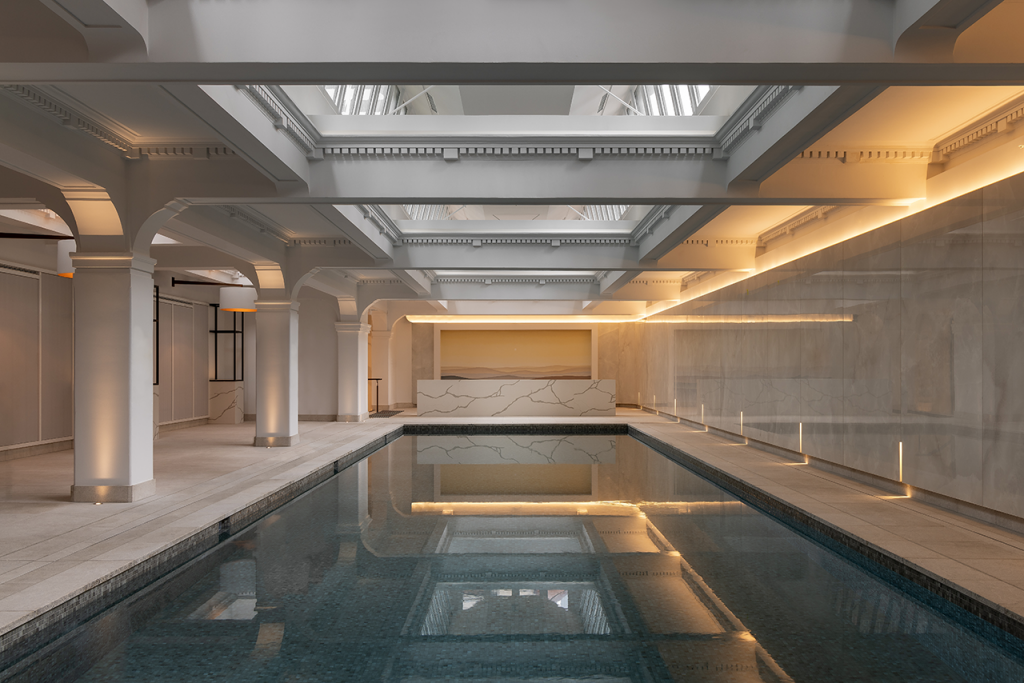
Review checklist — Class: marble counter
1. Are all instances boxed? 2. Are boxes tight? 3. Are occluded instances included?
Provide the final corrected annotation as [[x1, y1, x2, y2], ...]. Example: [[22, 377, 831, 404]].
[[417, 380, 616, 417], [416, 434, 617, 464]]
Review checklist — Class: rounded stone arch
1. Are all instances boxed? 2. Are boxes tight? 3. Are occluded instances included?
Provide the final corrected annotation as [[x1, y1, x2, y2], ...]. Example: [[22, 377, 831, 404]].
[[131, 199, 190, 257], [0, 165, 81, 241]]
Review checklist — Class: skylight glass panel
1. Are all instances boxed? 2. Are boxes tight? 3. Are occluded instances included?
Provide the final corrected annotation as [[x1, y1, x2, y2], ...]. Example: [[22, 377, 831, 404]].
[[320, 85, 406, 115], [628, 85, 712, 116]]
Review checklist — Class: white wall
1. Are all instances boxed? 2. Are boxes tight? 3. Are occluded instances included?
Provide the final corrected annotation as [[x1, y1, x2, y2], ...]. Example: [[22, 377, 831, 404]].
[[0, 266, 73, 454], [156, 295, 210, 425], [297, 290, 340, 418]]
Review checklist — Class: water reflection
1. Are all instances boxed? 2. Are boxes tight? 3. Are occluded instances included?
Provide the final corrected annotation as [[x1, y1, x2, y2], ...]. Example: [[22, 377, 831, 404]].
[[33, 435, 1022, 682]]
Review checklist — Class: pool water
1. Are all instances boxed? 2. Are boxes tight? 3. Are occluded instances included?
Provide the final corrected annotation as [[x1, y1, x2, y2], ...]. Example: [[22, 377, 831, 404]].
[[13, 434, 1024, 682]]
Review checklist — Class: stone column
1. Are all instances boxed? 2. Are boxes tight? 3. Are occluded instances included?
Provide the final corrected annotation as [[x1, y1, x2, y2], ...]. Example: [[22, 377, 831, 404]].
[[336, 322, 369, 422], [254, 300, 300, 447], [370, 329, 392, 411], [71, 253, 157, 503]]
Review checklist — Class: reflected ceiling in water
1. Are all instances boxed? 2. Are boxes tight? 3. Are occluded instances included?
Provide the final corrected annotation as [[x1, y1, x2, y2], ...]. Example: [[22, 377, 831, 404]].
[[56, 435, 1024, 683]]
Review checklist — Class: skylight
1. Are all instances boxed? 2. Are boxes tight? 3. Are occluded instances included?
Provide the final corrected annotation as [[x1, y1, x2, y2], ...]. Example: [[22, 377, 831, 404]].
[[627, 85, 714, 117], [402, 205, 631, 221], [321, 85, 406, 115]]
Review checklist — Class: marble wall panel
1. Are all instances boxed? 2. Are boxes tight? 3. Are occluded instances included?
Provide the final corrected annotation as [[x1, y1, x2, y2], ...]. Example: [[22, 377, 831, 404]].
[[982, 174, 1024, 517], [645, 323, 674, 413], [411, 322, 434, 398], [209, 381, 244, 424], [417, 380, 616, 417], [900, 193, 984, 504], [797, 245, 845, 464], [602, 170, 1024, 519], [597, 324, 620, 385], [674, 327, 701, 422], [841, 221, 902, 479], [718, 280, 751, 435]]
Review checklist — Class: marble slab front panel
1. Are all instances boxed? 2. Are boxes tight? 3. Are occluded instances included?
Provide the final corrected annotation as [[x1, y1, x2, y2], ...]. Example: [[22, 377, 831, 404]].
[[417, 380, 616, 417], [416, 435, 616, 464], [209, 381, 245, 424]]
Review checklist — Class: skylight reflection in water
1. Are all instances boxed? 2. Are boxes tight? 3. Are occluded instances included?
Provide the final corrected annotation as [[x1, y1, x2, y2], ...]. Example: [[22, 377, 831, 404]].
[[42, 435, 1024, 683]]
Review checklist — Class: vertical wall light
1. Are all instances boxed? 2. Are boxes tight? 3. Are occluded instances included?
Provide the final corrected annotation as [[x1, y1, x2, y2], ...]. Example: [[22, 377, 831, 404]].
[[220, 286, 258, 312], [799, 422, 803, 453], [899, 441, 903, 483], [57, 239, 75, 278]]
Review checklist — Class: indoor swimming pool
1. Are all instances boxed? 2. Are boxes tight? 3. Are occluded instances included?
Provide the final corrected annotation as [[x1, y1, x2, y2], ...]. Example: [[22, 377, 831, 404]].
[[5, 433, 1024, 682]]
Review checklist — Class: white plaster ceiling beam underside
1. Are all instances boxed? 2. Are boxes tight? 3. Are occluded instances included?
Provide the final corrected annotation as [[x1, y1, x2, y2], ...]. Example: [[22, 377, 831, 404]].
[[303, 154, 924, 205], [8, 0, 1018, 83], [163, 84, 311, 191]]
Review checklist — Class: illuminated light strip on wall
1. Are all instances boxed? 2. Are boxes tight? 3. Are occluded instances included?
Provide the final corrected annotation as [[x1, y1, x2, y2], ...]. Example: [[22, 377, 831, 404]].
[[645, 314, 853, 324], [405, 312, 853, 324], [406, 135, 1024, 326], [405, 314, 641, 324]]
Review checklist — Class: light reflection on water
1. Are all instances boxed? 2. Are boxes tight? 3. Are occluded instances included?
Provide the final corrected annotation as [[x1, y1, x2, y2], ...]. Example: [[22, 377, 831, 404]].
[[17, 435, 1024, 682]]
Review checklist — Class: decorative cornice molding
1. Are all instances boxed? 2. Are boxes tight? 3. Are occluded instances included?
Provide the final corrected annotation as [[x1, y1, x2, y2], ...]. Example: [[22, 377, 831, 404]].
[[630, 205, 673, 243], [399, 236, 633, 246], [435, 276, 597, 285], [131, 145, 236, 160], [758, 206, 839, 246], [2, 85, 236, 161], [234, 85, 318, 158], [358, 204, 402, 245], [322, 145, 715, 160], [289, 238, 353, 247], [935, 96, 1024, 161], [357, 278, 407, 287], [719, 85, 803, 156], [797, 149, 931, 164], [3, 84, 133, 152]]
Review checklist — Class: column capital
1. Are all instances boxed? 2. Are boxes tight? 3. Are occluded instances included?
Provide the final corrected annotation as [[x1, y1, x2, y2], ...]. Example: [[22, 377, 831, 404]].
[[71, 252, 156, 274], [336, 322, 370, 334]]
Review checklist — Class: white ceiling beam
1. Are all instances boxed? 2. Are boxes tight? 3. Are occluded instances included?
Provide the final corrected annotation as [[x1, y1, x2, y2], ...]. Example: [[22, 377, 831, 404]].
[[637, 206, 727, 262], [725, 85, 888, 186], [391, 269, 432, 296], [285, 242, 754, 272], [313, 204, 394, 260], [302, 269, 358, 298], [431, 281, 600, 301], [7, 0, 1016, 83], [598, 270, 638, 296], [161, 208, 286, 264], [162, 84, 310, 190], [304, 154, 921, 204]]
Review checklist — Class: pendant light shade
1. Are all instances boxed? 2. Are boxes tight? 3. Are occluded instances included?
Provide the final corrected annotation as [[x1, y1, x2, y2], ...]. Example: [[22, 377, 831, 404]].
[[57, 239, 75, 278], [220, 286, 257, 312]]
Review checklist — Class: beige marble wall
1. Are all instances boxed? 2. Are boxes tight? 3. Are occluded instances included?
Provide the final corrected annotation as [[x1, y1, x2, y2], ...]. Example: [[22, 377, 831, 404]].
[[411, 322, 434, 403], [603, 172, 1024, 520]]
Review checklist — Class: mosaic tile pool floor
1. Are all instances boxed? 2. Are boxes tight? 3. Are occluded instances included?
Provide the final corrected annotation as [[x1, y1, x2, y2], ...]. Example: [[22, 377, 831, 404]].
[[6, 433, 1024, 682]]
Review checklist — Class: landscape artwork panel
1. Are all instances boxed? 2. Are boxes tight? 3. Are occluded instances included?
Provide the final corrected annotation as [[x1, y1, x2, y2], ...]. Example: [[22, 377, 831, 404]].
[[440, 330, 591, 380]]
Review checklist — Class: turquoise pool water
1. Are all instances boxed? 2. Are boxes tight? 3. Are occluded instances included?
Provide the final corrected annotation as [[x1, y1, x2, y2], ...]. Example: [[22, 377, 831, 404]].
[[8, 434, 1024, 682]]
